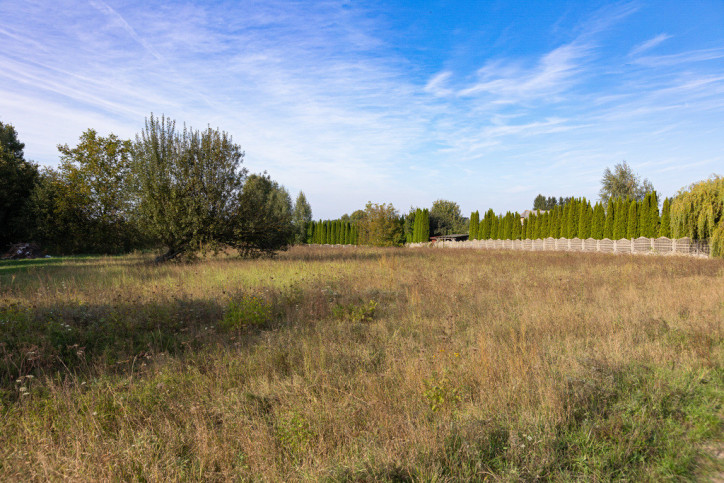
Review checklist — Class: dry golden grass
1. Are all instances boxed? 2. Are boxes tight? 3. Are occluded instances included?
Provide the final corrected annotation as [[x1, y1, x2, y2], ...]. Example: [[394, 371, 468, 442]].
[[0, 246, 722, 481]]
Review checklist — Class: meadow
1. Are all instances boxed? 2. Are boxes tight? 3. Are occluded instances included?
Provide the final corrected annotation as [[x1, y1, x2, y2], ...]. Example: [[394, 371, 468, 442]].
[[0, 246, 722, 481]]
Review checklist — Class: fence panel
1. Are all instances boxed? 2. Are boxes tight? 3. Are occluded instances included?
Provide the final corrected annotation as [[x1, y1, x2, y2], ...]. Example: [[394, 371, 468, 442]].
[[599, 239, 614, 253], [419, 236, 708, 257], [633, 237, 652, 254]]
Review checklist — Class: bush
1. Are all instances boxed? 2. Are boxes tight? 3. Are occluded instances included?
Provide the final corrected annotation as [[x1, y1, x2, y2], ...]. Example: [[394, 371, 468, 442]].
[[220, 295, 272, 330]]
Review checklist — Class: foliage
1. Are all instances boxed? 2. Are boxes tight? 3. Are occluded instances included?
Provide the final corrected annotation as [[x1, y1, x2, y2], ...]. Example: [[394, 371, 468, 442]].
[[0, 122, 38, 249], [599, 161, 654, 203], [429, 199, 467, 236], [30, 129, 142, 254], [670, 175, 724, 256], [228, 174, 294, 257], [292, 191, 312, 244], [220, 295, 272, 330], [132, 115, 248, 260], [357, 202, 404, 246], [469, 210, 479, 240], [533, 194, 567, 211], [659, 198, 671, 238]]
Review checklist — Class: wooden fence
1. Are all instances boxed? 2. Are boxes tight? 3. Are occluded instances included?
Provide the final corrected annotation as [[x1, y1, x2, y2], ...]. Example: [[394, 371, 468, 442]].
[[408, 237, 710, 257]]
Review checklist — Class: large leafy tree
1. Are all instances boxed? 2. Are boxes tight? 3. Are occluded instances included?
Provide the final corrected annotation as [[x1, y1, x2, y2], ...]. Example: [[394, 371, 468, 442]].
[[132, 115, 248, 260], [429, 199, 467, 236], [357, 202, 404, 246], [228, 174, 294, 257], [0, 122, 38, 248], [599, 161, 654, 203], [36, 129, 141, 253], [292, 191, 312, 244]]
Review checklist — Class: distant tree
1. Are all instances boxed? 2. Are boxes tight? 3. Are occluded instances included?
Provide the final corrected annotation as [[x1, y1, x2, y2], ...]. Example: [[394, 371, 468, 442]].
[[604, 199, 615, 239], [292, 191, 312, 244], [228, 173, 294, 257], [37, 129, 141, 254], [627, 200, 638, 238], [670, 176, 724, 256], [533, 194, 546, 211], [577, 200, 592, 239], [659, 198, 671, 238], [591, 202, 605, 239], [357, 202, 404, 246], [469, 211, 480, 240], [131, 114, 261, 261], [0, 121, 38, 249], [646, 191, 660, 238], [349, 209, 366, 224], [404, 208, 417, 243], [599, 161, 654, 204], [429, 199, 467, 236]]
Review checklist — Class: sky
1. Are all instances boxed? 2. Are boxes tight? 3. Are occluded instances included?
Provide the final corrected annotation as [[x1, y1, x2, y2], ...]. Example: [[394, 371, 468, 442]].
[[1, 0, 723, 219]]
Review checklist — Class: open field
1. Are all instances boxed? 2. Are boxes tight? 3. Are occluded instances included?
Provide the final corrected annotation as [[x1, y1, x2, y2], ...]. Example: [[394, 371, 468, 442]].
[[1, 246, 722, 481]]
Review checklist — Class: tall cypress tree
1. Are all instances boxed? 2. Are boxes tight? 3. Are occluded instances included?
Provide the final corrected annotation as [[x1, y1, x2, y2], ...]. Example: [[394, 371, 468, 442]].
[[512, 212, 522, 239], [640, 194, 649, 238], [551, 206, 560, 238], [647, 191, 660, 238], [577, 199, 590, 239], [485, 209, 494, 239], [604, 199, 615, 239], [627, 200, 638, 238], [614, 198, 627, 239], [526, 214, 534, 239], [422, 209, 430, 241], [659, 198, 671, 237], [469, 211, 479, 240], [591, 202, 605, 239]]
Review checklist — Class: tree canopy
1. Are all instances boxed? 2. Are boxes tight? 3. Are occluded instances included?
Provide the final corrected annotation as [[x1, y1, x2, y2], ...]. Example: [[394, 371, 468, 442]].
[[599, 161, 654, 203], [429, 199, 467, 236], [0, 122, 38, 248]]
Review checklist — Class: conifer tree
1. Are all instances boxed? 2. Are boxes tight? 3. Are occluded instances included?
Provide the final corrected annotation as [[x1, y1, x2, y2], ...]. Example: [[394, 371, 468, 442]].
[[483, 209, 494, 239], [647, 191, 660, 237], [470, 210, 480, 240], [577, 200, 592, 239], [613, 198, 627, 239], [551, 206, 560, 237], [512, 212, 522, 239], [522, 217, 530, 239], [603, 199, 615, 239], [591, 202, 605, 239], [525, 215, 536, 240], [491, 215, 499, 239], [420, 208, 430, 243], [659, 198, 671, 237], [627, 200, 638, 238]]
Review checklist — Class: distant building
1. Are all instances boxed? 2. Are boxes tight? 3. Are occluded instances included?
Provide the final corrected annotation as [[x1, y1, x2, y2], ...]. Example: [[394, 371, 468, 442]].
[[520, 210, 547, 223], [430, 234, 469, 242]]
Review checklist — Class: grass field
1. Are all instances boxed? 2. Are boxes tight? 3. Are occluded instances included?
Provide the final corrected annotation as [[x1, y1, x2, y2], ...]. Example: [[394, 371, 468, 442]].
[[1, 246, 722, 481]]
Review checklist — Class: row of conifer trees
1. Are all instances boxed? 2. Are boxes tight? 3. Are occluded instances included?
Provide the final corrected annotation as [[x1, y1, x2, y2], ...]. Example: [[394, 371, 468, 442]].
[[306, 220, 359, 245], [469, 193, 672, 241]]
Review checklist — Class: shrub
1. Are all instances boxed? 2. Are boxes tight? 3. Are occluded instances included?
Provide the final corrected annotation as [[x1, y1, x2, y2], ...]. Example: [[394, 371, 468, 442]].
[[220, 295, 272, 330]]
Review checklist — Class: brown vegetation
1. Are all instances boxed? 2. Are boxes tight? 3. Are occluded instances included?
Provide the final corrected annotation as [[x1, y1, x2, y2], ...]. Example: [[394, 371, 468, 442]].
[[0, 246, 722, 480]]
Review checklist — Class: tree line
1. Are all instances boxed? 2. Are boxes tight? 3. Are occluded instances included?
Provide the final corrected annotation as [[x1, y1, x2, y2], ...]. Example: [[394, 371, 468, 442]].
[[468, 193, 669, 242], [1, 117, 313, 260]]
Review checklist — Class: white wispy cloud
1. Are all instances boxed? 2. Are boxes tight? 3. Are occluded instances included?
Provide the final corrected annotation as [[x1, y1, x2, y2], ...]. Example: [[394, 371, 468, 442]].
[[629, 33, 671, 57]]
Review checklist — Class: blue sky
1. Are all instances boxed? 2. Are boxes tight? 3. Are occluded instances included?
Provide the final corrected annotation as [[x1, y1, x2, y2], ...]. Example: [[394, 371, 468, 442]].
[[1, 0, 723, 218]]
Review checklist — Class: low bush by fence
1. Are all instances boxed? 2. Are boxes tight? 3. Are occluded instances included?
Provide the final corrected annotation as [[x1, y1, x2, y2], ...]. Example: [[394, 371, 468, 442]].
[[408, 237, 711, 257]]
